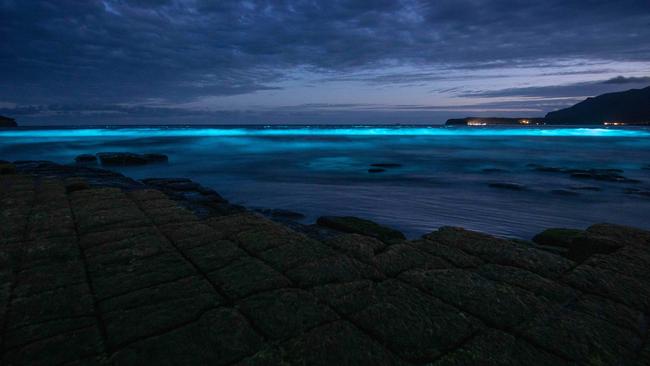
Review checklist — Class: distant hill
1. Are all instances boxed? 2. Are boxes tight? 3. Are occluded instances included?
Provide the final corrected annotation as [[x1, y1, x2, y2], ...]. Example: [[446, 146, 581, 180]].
[[545, 86, 650, 125], [0, 115, 17, 127], [445, 86, 650, 126]]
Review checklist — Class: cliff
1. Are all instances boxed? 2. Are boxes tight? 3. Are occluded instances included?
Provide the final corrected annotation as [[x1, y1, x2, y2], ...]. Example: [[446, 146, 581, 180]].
[[0, 115, 17, 127], [545, 86, 650, 125]]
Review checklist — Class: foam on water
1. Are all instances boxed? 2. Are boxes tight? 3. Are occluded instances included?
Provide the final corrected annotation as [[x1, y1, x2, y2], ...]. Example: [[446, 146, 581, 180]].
[[2, 125, 649, 238], [1, 125, 649, 138]]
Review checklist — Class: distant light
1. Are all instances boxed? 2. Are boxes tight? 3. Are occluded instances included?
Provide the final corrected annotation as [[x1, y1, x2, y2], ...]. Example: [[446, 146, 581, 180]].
[[520, 119, 530, 125], [467, 120, 487, 126], [603, 121, 626, 126]]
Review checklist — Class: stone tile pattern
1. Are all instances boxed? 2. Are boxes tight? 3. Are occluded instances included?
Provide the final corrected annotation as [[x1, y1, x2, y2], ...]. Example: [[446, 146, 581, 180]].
[[1, 173, 649, 366]]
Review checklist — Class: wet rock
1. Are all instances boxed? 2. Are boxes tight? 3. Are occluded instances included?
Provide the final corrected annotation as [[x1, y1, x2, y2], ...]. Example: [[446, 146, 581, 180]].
[[142, 153, 168, 163], [5, 165, 650, 365], [65, 178, 90, 193], [532, 165, 638, 183], [97, 152, 168, 166], [333, 280, 482, 362], [435, 329, 571, 366], [533, 228, 584, 248], [286, 254, 384, 287], [209, 257, 291, 299], [0, 162, 16, 174], [254, 208, 305, 220], [520, 307, 641, 365], [74, 154, 97, 164], [533, 166, 567, 173], [570, 169, 640, 183], [401, 268, 552, 329], [238, 289, 338, 341], [241, 320, 404, 366], [566, 225, 633, 262], [111, 308, 263, 365], [324, 233, 387, 263], [375, 243, 452, 276], [488, 182, 527, 190], [316, 216, 405, 243], [370, 163, 402, 168], [368, 168, 385, 173]]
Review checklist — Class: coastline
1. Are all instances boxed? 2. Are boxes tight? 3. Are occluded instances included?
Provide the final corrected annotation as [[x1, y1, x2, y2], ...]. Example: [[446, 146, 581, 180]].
[[1, 159, 649, 364]]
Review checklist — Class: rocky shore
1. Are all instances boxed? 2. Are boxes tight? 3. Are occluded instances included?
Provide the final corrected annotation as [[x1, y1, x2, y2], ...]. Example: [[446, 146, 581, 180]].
[[1, 160, 649, 365]]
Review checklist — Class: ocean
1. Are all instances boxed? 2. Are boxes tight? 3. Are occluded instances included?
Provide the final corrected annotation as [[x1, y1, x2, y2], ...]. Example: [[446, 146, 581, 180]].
[[2, 125, 649, 239]]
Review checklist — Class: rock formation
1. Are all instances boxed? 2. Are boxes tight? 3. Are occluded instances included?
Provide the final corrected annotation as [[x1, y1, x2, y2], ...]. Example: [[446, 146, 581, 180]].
[[0, 115, 17, 127], [545, 86, 650, 125], [1, 160, 649, 365]]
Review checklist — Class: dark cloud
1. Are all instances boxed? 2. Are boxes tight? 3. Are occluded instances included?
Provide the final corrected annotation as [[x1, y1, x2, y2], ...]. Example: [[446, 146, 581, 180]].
[[461, 76, 650, 99], [1, 0, 649, 123], [601, 76, 650, 84]]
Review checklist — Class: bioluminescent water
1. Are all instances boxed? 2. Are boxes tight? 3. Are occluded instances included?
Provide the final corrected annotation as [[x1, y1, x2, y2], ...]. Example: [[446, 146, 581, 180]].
[[2, 125, 650, 238]]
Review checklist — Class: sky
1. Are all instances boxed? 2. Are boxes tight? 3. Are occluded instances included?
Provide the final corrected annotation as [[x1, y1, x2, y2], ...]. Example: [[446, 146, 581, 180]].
[[1, 0, 650, 125]]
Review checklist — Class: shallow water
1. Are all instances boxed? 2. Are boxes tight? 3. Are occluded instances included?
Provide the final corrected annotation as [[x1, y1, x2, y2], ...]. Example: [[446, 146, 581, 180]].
[[2, 125, 649, 239]]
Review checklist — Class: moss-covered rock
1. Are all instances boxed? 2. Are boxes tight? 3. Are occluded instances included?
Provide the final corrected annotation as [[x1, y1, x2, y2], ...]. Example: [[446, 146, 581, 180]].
[[532, 228, 584, 248], [316, 216, 405, 243]]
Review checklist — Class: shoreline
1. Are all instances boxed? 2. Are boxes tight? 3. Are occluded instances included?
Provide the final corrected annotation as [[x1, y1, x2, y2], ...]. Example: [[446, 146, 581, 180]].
[[1, 159, 649, 364], [1, 159, 647, 257]]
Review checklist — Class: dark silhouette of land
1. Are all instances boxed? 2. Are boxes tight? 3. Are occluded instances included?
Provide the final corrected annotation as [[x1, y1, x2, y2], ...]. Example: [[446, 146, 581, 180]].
[[447, 86, 650, 126], [546, 86, 650, 125], [0, 116, 17, 127]]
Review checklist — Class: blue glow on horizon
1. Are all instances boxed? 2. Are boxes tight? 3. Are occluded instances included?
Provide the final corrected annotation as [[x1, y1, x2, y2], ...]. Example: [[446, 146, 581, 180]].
[[1, 126, 649, 138]]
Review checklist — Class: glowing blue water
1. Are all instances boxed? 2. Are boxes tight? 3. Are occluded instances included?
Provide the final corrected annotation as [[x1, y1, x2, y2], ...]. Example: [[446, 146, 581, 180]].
[[1, 126, 649, 138], [2, 125, 649, 238]]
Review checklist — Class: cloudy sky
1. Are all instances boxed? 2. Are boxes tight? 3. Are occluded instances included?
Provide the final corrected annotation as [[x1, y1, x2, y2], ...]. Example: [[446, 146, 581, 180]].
[[1, 0, 649, 125]]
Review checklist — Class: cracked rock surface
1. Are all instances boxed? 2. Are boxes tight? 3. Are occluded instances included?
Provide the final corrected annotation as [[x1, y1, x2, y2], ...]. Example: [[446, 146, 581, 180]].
[[1, 168, 649, 365]]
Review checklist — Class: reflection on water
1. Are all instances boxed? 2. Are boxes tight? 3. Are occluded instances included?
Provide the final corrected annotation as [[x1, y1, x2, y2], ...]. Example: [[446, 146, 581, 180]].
[[2, 125, 649, 238]]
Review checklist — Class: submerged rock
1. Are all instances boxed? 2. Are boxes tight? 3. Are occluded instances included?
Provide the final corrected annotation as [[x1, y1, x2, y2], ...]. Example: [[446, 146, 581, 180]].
[[255, 208, 306, 220], [74, 154, 98, 164], [370, 163, 402, 168], [142, 153, 169, 163], [532, 166, 566, 173], [570, 170, 639, 183], [488, 182, 527, 191], [316, 216, 405, 243], [97, 152, 168, 166], [532, 228, 584, 248]]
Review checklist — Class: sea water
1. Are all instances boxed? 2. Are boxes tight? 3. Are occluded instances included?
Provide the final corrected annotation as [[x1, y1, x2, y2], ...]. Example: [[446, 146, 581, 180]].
[[2, 125, 649, 238]]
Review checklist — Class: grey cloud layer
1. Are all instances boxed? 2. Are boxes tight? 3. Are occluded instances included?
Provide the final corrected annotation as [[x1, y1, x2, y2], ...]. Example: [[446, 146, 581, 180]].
[[1, 0, 649, 122]]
